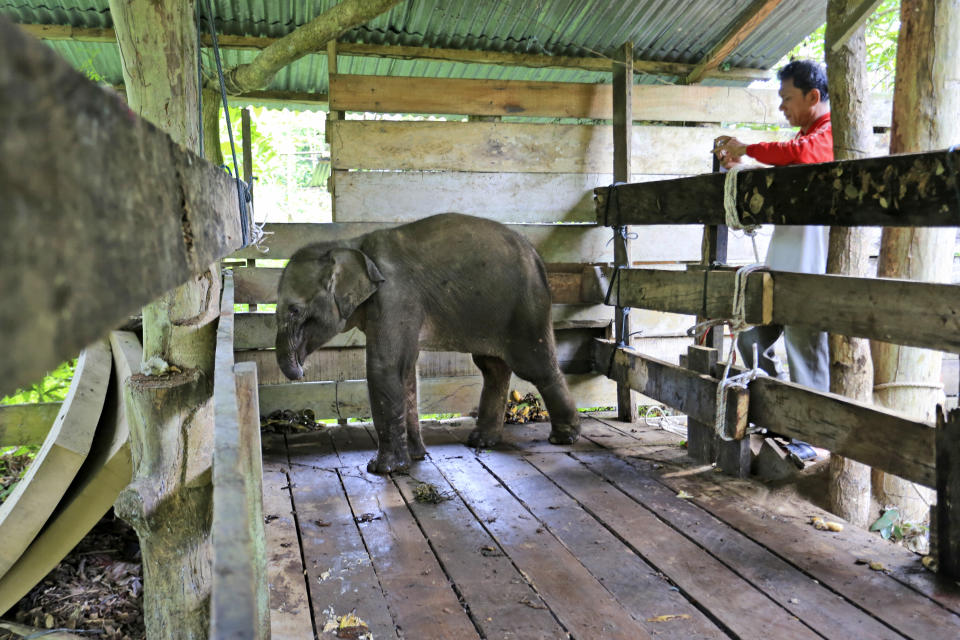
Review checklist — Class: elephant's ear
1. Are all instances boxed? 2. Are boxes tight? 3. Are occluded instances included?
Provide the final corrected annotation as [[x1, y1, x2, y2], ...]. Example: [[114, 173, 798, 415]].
[[329, 248, 385, 319]]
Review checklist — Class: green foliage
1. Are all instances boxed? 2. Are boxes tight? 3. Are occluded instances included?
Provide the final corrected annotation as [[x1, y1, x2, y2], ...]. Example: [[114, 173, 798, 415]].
[[1, 360, 77, 405], [0, 445, 40, 502], [869, 507, 927, 543], [784, 0, 900, 93]]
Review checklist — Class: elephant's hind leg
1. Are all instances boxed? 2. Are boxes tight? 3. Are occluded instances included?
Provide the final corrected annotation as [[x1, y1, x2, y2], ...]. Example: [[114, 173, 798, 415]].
[[405, 366, 426, 460], [468, 355, 511, 448], [506, 347, 581, 445]]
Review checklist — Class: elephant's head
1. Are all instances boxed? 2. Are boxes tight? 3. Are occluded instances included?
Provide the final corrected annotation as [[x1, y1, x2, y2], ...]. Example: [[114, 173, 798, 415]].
[[275, 246, 384, 380]]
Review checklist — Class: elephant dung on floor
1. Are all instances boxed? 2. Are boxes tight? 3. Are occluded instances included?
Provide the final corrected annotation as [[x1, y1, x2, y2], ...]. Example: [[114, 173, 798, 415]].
[[275, 213, 580, 473]]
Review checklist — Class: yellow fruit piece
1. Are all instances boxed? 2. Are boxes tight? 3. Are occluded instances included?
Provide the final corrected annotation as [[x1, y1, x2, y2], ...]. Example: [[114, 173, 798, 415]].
[[825, 521, 844, 532], [869, 561, 885, 571], [510, 390, 522, 402]]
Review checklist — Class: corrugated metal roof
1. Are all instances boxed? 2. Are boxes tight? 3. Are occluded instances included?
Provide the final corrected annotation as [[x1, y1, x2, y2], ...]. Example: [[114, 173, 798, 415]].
[[2, 0, 827, 102]]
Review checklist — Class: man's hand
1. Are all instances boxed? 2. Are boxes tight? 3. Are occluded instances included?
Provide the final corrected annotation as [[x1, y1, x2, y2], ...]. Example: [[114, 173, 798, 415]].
[[713, 135, 749, 169]]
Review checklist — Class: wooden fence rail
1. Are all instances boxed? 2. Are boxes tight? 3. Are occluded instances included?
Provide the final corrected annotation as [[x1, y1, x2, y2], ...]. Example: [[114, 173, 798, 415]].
[[594, 339, 936, 488], [584, 266, 960, 354], [595, 147, 960, 228], [210, 271, 269, 639]]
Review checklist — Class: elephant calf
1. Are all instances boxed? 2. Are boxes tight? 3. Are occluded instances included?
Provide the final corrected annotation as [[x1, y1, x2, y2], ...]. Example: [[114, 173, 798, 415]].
[[275, 213, 580, 473]]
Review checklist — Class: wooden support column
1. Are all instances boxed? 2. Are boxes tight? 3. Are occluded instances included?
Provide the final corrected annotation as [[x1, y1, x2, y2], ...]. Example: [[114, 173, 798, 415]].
[[685, 345, 751, 476], [242, 107, 258, 312], [327, 40, 343, 214], [825, 0, 874, 528], [937, 407, 960, 578], [612, 42, 638, 423], [686, 346, 718, 464], [872, 0, 960, 530]]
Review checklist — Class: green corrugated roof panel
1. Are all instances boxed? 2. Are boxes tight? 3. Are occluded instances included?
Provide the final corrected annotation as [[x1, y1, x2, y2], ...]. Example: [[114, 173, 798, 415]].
[[2, 0, 827, 100]]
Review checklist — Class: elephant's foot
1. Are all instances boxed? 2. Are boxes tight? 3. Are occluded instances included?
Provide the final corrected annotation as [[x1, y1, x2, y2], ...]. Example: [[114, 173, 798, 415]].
[[408, 436, 427, 461], [548, 424, 581, 445], [467, 426, 503, 448], [367, 450, 412, 474]]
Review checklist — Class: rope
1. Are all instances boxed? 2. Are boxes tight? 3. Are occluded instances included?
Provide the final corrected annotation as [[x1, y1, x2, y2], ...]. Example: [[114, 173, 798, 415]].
[[687, 263, 769, 441], [202, 0, 250, 247], [723, 166, 761, 262]]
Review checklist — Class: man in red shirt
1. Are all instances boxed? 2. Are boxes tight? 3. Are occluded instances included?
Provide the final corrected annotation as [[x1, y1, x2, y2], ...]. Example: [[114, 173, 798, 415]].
[[713, 60, 833, 459]]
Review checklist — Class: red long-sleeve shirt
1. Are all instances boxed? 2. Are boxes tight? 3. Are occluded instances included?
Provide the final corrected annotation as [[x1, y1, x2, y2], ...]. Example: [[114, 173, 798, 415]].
[[745, 113, 833, 166]]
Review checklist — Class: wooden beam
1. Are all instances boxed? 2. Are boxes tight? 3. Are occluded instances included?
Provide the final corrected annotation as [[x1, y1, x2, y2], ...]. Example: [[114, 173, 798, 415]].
[[587, 266, 960, 354], [685, 0, 783, 84], [595, 147, 960, 227], [258, 373, 617, 419], [829, 0, 886, 52], [593, 341, 747, 442], [231, 221, 615, 264], [328, 120, 799, 174], [234, 266, 585, 305], [583, 267, 770, 323], [329, 74, 839, 124], [15, 23, 773, 82], [211, 272, 269, 639], [595, 339, 936, 488], [0, 18, 246, 398]]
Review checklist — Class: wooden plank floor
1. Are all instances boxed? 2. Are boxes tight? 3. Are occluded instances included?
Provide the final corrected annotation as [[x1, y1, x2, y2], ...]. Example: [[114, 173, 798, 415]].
[[262, 416, 960, 639]]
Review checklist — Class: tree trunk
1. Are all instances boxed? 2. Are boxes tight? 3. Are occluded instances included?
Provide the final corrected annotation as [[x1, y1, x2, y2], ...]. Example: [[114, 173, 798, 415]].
[[108, 1, 219, 637], [872, 0, 960, 534], [221, 0, 402, 94], [823, 0, 874, 528]]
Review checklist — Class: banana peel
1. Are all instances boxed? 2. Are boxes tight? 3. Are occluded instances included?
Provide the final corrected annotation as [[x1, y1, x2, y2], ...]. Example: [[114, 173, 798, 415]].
[[505, 391, 549, 424], [810, 515, 844, 532]]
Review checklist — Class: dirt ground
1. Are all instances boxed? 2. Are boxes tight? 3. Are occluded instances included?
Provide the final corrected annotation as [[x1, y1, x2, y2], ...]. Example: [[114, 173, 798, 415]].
[[0, 510, 144, 640]]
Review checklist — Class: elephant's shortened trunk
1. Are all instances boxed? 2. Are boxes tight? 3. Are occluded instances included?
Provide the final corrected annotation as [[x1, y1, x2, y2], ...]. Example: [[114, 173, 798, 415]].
[[276, 330, 305, 380]]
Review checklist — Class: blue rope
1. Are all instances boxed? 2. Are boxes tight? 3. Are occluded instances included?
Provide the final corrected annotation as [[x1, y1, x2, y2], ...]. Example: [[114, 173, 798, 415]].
[[202, 0, 250, 246]]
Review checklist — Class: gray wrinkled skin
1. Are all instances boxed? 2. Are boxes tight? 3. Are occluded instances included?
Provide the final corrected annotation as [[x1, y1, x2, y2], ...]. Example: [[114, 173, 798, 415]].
[[276, 213, 580, 474]]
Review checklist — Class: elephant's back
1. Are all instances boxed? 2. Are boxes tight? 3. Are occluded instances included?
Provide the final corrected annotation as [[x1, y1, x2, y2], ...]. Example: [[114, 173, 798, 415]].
[[366, 213, 552, 328]]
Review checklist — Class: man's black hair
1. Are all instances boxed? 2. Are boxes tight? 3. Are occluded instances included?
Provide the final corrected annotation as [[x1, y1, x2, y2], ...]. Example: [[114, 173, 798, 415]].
[[778, 59, 829, 102]]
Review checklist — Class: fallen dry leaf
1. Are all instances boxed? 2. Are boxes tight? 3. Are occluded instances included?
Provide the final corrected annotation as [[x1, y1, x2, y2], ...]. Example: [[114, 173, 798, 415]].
[[647, 614, 692, 623]]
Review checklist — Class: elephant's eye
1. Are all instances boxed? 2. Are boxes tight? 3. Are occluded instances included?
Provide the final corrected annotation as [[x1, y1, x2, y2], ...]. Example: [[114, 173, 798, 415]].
[[287, 304, 302, 317]]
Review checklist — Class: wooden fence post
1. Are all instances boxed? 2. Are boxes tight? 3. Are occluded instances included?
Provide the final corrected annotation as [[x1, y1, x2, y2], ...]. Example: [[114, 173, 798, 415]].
[[612, 41, 638, 423], [685, 345, 718, 464], [936, 406, 960, 578]]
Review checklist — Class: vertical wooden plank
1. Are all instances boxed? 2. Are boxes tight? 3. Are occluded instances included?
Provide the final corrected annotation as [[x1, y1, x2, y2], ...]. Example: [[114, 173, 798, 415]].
[[338, 465, 481, 638], [937, 406, 960, 579], [432, 454, 654, 639], [287, 464, 398, 639], [571, 451, 903, 639], [234, 362, 270, 638], [327, 40, 342, 214], [392, 462, 568, 639], [478, 452, 727, 639], [262, 469, 315, 639], [612, 41, 638, 424], [685, 345, 718, 465]]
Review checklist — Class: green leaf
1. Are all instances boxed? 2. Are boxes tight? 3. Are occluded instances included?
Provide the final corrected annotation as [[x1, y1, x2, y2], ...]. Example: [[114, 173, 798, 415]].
[[870, 508, 900, 532]]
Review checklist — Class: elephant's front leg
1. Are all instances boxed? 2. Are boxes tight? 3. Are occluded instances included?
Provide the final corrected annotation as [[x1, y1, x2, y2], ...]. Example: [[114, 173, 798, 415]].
[[366, 359, 411, 473]]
